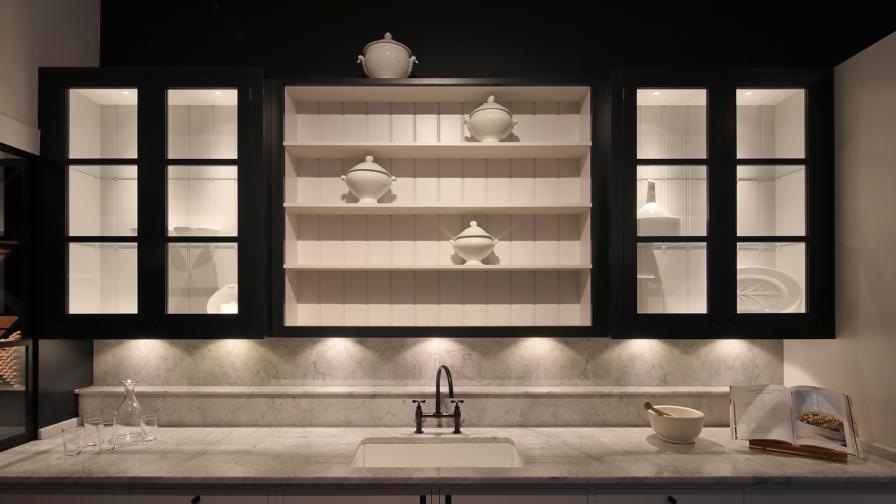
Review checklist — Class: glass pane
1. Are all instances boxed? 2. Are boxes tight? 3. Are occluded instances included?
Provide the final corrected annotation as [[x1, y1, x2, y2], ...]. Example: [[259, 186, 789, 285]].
[[68, 89, 137, 159], [737, 165, 805, 236], [68, 165, 137, 236], [737, 89, 805, 158], [636, 89, 706, 159], [167, 89, 238, 159], [737, 242, 805, 313], [68, 242, 137, 313], [637, 242, 706, 313], [167, 165, 238, 237], [167, 243, 237, 314], [637, 165, 706, 236]]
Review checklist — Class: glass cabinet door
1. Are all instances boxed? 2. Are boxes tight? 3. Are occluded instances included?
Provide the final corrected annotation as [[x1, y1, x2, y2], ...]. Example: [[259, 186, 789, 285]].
[[635, 88, 709, 314], [735, 89, 806, 314], [612, 70, 832, 338], [66, 89, 139, 314], [165, 89, 239, 315]]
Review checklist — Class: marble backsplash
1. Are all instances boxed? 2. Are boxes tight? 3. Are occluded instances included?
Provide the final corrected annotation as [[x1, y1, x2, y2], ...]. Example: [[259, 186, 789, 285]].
[[93, 337, 782, 386]]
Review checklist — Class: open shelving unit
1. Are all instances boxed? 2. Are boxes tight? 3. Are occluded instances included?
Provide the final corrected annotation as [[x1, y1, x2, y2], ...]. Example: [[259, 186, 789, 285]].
[[279, 83, 593, 328]]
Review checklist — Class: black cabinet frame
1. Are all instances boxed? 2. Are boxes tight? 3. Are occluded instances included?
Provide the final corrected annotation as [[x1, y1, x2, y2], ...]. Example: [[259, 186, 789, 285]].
[[37, 68, 267, 338], [609, 69, 834, 339], [269, 78, 604, 338]]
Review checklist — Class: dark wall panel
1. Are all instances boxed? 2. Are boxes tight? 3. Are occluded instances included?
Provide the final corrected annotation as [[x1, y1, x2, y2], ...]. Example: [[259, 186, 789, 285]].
[[37, 339, 92, 427], [101, 2, 895, 78]]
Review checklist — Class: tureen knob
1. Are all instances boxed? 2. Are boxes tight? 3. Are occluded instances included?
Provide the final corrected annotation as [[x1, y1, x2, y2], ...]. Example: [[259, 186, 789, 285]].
[[365, 155, 374, 162], [470, 220, 478, 227], [487, 95, 495, 103], [384, 32, 393, 40]]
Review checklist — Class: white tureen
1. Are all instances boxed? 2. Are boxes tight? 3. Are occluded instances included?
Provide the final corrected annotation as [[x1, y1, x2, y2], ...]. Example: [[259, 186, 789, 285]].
[[357, 32, 418, 78], [341, 155, 396, 204], [450, 221, 498, 265], [465, 95, 517, 143]]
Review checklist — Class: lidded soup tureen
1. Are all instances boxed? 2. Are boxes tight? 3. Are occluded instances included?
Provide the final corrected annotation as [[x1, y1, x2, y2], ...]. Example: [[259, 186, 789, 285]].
[[341, 155, 396, 204], [465, 95, 517, 143], [357, 32, 418, 78], [450, 221, 498, 265]]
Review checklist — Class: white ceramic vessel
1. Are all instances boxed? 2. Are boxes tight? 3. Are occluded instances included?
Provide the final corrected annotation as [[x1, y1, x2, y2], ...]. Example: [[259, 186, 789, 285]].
[[357, 32, 418, 78], [647, 405, 705, 444], [341, 156, 396, 204], [465, 95, 516, 143], [450, 221, 498, 265], [736, 266, 802, 313], [637, 179, 681, 235], [206, 284, 238, 314]]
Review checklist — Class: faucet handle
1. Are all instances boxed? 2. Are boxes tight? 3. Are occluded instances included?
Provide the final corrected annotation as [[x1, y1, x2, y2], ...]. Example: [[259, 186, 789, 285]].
[[450, 399, 464, 405], [412, 399, 426, 404]]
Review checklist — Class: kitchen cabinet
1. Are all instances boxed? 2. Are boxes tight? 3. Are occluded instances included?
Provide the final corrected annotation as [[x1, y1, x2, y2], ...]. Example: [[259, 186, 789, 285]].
[[37, 68, 265, 338], [437, 489, 587, 503], [609, 70, 833, 338], [749, 489, 896, 504], [273, 80, 596, 336], [129, 488, 269, 504], [595, 489, 743, 503]]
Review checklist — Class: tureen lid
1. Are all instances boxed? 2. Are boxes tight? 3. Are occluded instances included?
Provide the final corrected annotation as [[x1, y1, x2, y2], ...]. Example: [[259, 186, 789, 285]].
[[470, 95, 511, 115], [454, 220, 495, 239], [362, 32, 412, 55], [347, 155, 391, 175]]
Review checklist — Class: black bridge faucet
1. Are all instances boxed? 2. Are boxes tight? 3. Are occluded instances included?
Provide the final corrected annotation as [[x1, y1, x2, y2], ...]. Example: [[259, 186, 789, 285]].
[[413, 365, 463, 434]]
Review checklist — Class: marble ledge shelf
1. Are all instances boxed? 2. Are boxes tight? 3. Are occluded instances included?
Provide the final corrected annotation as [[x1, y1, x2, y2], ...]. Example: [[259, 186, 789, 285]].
[[76, 385, 731, 397]]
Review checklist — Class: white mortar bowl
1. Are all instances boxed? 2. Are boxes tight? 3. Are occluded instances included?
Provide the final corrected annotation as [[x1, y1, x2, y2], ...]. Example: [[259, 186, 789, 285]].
[[647, 405, 705, 444]]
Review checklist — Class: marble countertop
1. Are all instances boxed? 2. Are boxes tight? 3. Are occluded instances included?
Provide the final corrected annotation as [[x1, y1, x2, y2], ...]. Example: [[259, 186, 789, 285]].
[[1, 427, 894, 486]]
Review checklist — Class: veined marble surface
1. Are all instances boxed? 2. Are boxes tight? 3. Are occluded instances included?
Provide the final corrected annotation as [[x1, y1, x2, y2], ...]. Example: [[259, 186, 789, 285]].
[[76, 385, 731, 427], [0, 427, 894, 485], [92, 338, 782, 387]]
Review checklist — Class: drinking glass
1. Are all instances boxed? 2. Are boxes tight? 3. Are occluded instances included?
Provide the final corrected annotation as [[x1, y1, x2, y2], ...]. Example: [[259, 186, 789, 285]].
[[83, 417, 103, 447], [62, 426, 83, 456], [140, 414, 158, 442]]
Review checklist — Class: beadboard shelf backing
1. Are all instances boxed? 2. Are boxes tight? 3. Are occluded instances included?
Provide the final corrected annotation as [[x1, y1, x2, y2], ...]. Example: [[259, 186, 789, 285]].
[[281, 84, 593, 328]]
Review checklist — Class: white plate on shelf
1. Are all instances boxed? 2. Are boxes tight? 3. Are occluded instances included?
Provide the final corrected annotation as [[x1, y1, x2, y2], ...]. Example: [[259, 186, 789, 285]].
[[206, 284, 238, 314], [736, 267, 802, 313]]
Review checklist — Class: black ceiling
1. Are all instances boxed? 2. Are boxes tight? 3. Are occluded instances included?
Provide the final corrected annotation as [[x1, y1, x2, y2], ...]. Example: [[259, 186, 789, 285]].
[[100, 1, 896, 79]]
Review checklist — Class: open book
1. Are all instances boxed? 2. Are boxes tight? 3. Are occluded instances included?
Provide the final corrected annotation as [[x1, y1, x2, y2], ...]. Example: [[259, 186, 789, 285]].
[[730, 384, 859, 456]]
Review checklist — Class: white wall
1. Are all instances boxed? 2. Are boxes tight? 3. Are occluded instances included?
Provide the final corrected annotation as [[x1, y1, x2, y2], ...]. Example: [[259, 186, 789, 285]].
[[784, 31, 896, 452], [0, 0, 100, 153]]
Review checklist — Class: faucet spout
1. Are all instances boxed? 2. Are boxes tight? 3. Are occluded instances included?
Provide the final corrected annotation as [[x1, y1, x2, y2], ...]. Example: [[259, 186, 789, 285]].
[[435, 365, 454, 415]]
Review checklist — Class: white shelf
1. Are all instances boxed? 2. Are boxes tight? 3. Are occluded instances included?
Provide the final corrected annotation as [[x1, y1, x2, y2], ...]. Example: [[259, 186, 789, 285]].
[[283, 203, 591, 215], [284, 142, 591, 160], [286, 85, 591, 104], [282, 84, 593, 328], [284, 264, 591, 271]]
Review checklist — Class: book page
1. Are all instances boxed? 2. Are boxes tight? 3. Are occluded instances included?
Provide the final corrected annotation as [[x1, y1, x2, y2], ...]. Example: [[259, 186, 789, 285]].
[[791, 386, 859, 455], [730, 384, 794, 443]]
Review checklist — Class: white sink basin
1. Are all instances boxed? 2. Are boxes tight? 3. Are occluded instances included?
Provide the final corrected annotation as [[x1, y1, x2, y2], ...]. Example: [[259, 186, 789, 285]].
[[350, 437, 523, 468]]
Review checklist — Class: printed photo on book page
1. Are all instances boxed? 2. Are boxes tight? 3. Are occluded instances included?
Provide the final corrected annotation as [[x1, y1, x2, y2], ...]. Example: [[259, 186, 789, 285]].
[[791, 386, 859, 455]]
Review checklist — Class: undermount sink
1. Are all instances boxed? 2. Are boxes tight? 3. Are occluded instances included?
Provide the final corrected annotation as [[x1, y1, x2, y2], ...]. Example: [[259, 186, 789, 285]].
[[350, 437, 523, 468]]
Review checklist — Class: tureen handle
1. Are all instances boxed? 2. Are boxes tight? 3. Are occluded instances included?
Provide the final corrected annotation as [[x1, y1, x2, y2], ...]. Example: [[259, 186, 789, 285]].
[[449, 238, 455, 245], [357, 54, 367, 74], [405, 56, 418, 77], [340, 175, 346, 181]]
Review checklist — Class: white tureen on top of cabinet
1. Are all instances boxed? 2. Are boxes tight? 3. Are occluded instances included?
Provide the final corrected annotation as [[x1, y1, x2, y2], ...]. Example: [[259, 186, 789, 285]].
[[450, 221, 498, 265], [341, 156, 396, 204], [357, 32, 418, 78], [466, 95, 517, 143]]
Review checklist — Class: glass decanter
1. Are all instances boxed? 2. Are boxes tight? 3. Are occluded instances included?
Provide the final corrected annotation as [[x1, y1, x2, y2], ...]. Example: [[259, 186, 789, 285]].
[[113, 379, 144, 444]]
